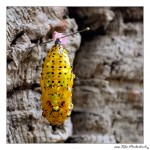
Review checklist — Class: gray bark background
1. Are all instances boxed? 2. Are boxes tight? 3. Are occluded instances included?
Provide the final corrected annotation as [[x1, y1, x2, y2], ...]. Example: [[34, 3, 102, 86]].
[[7, 7, 143, 143]]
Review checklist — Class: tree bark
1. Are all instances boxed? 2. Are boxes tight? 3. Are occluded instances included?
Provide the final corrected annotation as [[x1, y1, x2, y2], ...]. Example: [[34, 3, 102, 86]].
[[7, 7, 143, 144], [7, 6, 81, 143], [68, 7, 143, 143]]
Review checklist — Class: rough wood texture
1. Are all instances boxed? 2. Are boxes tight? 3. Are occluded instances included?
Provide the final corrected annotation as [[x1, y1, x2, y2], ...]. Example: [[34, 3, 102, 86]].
[[67, 7, 143, 143], [7, 7, 81, 143], [7, 7, 143, 144]]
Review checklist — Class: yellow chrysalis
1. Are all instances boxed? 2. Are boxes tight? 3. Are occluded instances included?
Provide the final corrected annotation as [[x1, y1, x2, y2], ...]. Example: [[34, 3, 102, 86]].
[[40, 41, 75, 125], [39, 27, 90, 125]]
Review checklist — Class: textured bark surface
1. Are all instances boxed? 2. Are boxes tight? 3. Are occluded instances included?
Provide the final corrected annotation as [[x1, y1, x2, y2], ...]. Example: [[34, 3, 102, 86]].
[[67, 7, 143, 143], [7, 7, 143, 144], [7, 7, 81, 143]]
